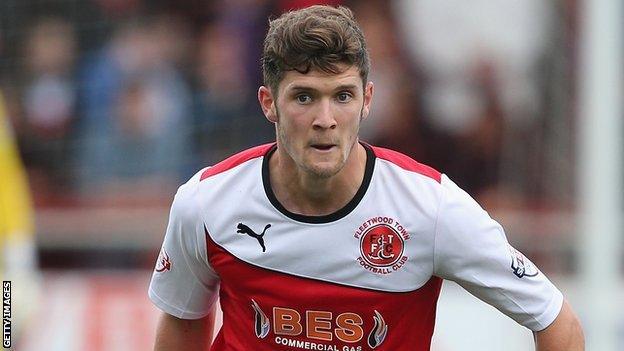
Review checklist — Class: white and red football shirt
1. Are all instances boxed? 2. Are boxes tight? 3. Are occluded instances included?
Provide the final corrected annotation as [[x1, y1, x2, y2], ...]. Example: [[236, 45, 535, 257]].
[[149, 143, 563, 350]]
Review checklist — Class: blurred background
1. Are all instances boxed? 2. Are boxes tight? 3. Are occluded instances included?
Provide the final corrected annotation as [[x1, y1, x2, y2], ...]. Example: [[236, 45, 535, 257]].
[[0, 0, 621, 350]]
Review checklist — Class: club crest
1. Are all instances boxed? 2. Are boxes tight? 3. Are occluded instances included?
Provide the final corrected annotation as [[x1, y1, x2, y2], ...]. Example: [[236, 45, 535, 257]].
[[360, 224, 405, 267]]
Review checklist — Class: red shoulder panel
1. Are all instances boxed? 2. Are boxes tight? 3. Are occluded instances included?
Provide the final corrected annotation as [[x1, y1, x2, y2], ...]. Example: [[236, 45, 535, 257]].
[[371, 145, 441, 183], [200, 143, 275, 181]]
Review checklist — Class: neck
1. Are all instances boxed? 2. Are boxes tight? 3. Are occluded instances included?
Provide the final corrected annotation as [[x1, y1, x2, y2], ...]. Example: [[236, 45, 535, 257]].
[[269, 142, 367, 216]]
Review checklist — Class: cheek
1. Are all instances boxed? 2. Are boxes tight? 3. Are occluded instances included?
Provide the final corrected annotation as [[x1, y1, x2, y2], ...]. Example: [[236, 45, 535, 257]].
[[345, 110, 363, 132], [280, 118, 304, 138], [281, 110, 309, 133], [277, 117, 306, 149]]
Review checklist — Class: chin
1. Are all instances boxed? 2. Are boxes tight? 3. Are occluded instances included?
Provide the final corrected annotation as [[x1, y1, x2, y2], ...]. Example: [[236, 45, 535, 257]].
[[304, 161, 344, 179]]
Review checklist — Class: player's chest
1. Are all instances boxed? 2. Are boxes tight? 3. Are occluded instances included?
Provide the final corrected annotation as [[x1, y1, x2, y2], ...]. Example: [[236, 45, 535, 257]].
[[204, 209, 436, 292]]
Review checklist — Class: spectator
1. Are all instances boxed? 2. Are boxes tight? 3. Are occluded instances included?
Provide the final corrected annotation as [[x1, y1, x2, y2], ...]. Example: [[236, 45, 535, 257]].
[[392, 0, 554, 202], [76, 16, 193, 204], [19, 17, 77, 197], [349, 0, 427, 161], [194, 19, 272, 165]]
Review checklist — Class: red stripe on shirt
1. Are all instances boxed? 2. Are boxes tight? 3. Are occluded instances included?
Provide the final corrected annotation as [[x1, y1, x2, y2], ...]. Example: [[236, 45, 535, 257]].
[[201, 143, 275, 181], [370, 145, 441, 183]]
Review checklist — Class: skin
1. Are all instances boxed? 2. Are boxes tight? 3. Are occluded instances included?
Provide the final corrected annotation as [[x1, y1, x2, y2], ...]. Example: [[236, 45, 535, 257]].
[[258, 65, 374, 216], [154, 309, 215, 351], [154, 64, 584, 350], [534, 300, 585, 350]]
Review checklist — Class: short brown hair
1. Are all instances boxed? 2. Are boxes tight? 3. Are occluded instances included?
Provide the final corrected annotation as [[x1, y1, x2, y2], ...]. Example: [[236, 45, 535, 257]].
[[262, 5, 370, 94]]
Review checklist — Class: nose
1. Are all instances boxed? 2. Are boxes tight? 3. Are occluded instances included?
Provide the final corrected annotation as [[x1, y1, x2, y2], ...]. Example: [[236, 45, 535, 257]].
[[312, 99, 337, 130]]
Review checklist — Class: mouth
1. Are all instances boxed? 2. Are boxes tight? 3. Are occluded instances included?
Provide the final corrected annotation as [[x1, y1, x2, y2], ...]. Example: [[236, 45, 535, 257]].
[[310, 143, 337, 152]]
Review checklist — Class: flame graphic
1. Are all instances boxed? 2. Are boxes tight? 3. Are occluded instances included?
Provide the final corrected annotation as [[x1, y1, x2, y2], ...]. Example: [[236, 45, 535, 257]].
[[251, 299, 270, 339], [367, 310, 388, 349], [155, 249, 171, 272]]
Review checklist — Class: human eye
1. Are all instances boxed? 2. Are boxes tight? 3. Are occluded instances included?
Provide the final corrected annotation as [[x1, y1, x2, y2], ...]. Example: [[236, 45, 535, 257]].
[[296, 94, 312, 104], [336, 91, 353, 103]]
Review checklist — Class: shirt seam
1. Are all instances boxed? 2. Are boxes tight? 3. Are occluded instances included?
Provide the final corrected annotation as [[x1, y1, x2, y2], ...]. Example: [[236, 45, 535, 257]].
[[148, 287, 208, 319], [467, 271, 560, 330], [431, 176, 445, 275], [531, 289, 564, 331]]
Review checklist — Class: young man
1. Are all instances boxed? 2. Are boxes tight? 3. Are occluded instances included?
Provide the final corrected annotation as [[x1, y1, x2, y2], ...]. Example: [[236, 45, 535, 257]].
[[149, 5, 584, 350]]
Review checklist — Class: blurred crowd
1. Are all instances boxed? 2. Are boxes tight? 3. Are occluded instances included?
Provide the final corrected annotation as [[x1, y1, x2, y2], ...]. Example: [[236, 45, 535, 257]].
[[0, 0, 577, 209]]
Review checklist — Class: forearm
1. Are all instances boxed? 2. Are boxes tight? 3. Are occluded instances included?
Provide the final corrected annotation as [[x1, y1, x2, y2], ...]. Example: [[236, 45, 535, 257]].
[[534, 300, 585, 351], [154, 311, 215, 351]]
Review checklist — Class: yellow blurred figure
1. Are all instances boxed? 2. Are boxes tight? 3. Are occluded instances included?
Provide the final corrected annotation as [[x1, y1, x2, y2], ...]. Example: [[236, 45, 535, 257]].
[[0, 91, 40, 345]]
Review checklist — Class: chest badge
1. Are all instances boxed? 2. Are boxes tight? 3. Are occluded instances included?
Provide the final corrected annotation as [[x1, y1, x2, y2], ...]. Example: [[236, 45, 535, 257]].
[[354, 216, 410, 275]]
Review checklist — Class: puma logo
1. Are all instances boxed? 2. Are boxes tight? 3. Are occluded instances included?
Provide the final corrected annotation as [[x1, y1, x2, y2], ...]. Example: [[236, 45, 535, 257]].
[[237, 223, 271, 252]]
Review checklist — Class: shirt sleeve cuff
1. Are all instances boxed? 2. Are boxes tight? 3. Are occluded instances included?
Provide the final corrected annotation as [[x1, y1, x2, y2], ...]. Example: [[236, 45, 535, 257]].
[[148, 287, 213, 320], [528, 289, 564, 332]]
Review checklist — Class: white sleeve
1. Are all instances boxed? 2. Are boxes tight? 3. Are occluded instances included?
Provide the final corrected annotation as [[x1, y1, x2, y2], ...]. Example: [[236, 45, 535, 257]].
[[148, 175, 220, 319], [433, 175, 563, 331]]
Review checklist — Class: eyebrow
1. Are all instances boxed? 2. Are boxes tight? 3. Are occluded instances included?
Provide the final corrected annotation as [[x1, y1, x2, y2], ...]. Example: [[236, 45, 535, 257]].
[[288, 84, 360, 92], [334, 84, 359, 91]]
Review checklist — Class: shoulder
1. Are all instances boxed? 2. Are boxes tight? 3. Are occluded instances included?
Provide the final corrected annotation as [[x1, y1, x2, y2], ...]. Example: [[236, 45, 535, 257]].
[[199, 143, 275, 181], [169, 169, 205, 223], [368, 144, 441, 183], [172, 143, 275, 216]]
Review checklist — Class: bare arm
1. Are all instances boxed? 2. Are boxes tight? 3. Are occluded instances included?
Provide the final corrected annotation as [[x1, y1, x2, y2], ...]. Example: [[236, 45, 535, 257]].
[[154, 309, 216, 351], [534, 299, 584, 351]]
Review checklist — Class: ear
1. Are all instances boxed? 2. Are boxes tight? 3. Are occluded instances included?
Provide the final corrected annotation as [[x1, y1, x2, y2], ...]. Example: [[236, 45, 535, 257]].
[[360, 81, 374, 120], [258, 86, 278, 123]]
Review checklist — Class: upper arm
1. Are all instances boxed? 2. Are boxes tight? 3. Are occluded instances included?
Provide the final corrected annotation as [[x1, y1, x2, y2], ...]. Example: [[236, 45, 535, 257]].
[[154, 310, 216, 351], [433, 175, 563, 330], [534, 299, 585, 350], [149, 177, 220, 319]]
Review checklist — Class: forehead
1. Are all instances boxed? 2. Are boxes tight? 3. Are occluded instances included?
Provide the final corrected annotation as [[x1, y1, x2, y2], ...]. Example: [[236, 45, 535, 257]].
[[279, 65, 362, 93]]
